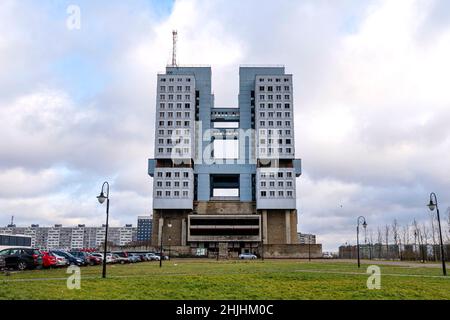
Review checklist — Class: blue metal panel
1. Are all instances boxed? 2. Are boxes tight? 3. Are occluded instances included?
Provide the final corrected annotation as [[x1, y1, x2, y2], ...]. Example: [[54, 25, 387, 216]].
[[293, 159, 302, 177], [197, 173, 210, 201], [148, 159, 156, 177], [239, 174, 252, 201]]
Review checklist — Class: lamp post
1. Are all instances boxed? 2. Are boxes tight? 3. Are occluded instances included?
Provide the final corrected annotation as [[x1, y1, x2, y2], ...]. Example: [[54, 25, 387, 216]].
[[168, 236, 172, 261], [96, 181, 110, 279], [427, 193, 447, 276], [357, 216, 367, 268], [159, 218, 172, 268], [308, 240, 311, 262]]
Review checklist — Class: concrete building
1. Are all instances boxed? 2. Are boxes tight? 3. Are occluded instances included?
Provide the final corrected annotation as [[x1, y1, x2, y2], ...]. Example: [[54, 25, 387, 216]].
[[137, 216, 153, 242], [297, 233, 316, 245], [0, 224, 137, 251], [148, 64, 318, 258]]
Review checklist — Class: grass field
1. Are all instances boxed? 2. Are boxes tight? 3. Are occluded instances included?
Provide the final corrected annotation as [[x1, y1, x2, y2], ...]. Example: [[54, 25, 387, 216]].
[[0, 259, 449, 300]]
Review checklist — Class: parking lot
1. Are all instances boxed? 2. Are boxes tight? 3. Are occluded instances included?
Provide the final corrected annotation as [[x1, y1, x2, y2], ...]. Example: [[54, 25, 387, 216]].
[[0, 248, 165, 272]]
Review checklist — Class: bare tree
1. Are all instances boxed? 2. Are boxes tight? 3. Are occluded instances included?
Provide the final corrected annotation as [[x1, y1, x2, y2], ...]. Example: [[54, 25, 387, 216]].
[[377, 227, 383, 258], [392, 219, 401, 260], [421, 224, 430, 261], [447, 207, 450, 243], [384, 225, 390, 260], [402, 224, 410, 245], [413, 219, 422, 262], [369, 228, 374, 259]]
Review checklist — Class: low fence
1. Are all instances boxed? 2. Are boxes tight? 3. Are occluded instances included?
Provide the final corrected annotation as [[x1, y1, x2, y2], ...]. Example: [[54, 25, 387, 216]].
[[339, 244, 450, 261]]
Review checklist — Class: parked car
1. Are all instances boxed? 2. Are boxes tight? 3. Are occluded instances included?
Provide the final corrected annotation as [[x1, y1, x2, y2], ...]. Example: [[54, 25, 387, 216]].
[[90, 253, 104, 262], [238, 253, 257, 260], [51, 252, 68, 267], [86, 253, 102, 266], [0, 248, 43, 270], [145, 253, 160, 261], [40, 251, 57, 268], [0, 255, 5, 270], [112, 252, 130, 264], [113, 253, 130, 264], [102, 253, 117, 264], [128, 253, 141, 263], [154, 253, 169, 260], [50, 250, 83, 266], [69, 251, 88, 265], [322, 252, 334, 259]]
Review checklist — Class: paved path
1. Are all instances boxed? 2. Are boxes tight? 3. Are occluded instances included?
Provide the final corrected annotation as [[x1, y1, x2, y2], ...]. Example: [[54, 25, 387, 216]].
[[321, 259, 443, 268]]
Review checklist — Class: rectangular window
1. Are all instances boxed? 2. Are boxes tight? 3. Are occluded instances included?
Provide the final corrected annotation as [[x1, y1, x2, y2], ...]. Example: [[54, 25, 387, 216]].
[[213, 140, 239, 159]]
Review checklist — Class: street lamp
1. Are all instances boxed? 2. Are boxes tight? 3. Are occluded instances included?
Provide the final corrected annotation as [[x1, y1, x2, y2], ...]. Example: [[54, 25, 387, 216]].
[[427, 193, 447, 276], [96, 181, 110, 279], [159, 218, 172, 268], [357, 216, 367, 268]]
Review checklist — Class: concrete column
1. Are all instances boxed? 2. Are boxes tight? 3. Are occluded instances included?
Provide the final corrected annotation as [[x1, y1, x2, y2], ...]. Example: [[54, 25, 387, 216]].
[[181, 218, 186, 246], [239, 174, 252, 201], [158, 217, 163, 245], [285, 210, 291, 244], [262, 210, 268, 244], [197, 174, 210, 201]]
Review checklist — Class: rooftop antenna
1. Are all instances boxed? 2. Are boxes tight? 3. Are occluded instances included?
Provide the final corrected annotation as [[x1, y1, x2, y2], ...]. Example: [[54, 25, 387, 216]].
[[172, 30, 178, 67]]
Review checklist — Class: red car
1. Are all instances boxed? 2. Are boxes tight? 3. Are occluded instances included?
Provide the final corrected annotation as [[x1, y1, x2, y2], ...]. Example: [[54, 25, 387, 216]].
[[40, 251, 57, 268]]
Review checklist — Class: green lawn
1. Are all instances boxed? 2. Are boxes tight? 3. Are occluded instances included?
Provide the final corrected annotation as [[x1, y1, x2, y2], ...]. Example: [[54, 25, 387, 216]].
[[0, 259, 449, 300]]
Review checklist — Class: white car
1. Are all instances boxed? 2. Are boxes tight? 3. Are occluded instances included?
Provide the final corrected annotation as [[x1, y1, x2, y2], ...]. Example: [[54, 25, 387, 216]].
[[145, 253, 160, 261], [103, 253, 116, 264], [239, 253, 257, 260], [91, 253, 104, 262], [52, 252, 68, 267]]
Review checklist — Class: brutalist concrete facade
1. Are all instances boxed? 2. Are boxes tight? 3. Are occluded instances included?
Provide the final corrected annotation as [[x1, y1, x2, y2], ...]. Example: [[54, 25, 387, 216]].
[[148, 65, 309, 258]]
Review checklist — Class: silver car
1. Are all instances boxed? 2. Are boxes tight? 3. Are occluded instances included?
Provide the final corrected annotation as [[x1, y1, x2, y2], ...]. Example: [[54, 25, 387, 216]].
[[238, 253, 257, 260], [52, 252, 68, 267]]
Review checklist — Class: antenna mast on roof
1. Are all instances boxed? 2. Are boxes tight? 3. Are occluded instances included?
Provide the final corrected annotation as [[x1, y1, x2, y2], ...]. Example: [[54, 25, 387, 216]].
[[172, 30, 178, 67]]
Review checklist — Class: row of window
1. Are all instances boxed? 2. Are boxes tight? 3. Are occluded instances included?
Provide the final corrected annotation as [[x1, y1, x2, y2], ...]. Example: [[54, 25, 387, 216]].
[[156, 181, 190, 188], [260, 190, 294, 198], [258, 103, 291, 110], [159, 103, 191, 110], [259, 138, 292, 145], [159, 94, 191, 101], [158, 120, 191, 127], [155, 190, 190, 198], [259, 120, 291, 127], [158, 138, 190, 145], [260, 180, 293, 188], [159, 111, 191, 119], [258, 77, 290, 83], [160, 85, 191, 92], [257, 94, 290, 101], [157, 129, 191, 136], [259, 112, 291, 118], [260, 171, 293, 178], [156, 171, 191, 178], [160, 77, 192, 83], [156, 148, 191, 155], [259, 147, 293, 155], [259, 129, 292, 136], [259, 86, 290, 92]]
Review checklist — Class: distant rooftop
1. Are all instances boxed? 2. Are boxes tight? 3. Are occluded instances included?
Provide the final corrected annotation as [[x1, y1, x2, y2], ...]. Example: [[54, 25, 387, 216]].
[[239, 64, 285, 68]]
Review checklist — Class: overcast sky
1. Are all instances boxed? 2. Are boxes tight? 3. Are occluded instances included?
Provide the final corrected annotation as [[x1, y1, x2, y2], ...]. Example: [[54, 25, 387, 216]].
[[1, 0, 449, 251]]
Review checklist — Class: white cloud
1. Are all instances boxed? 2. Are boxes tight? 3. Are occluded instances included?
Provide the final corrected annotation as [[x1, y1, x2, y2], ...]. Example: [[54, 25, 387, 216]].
[[1, 0, 450, 250]]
